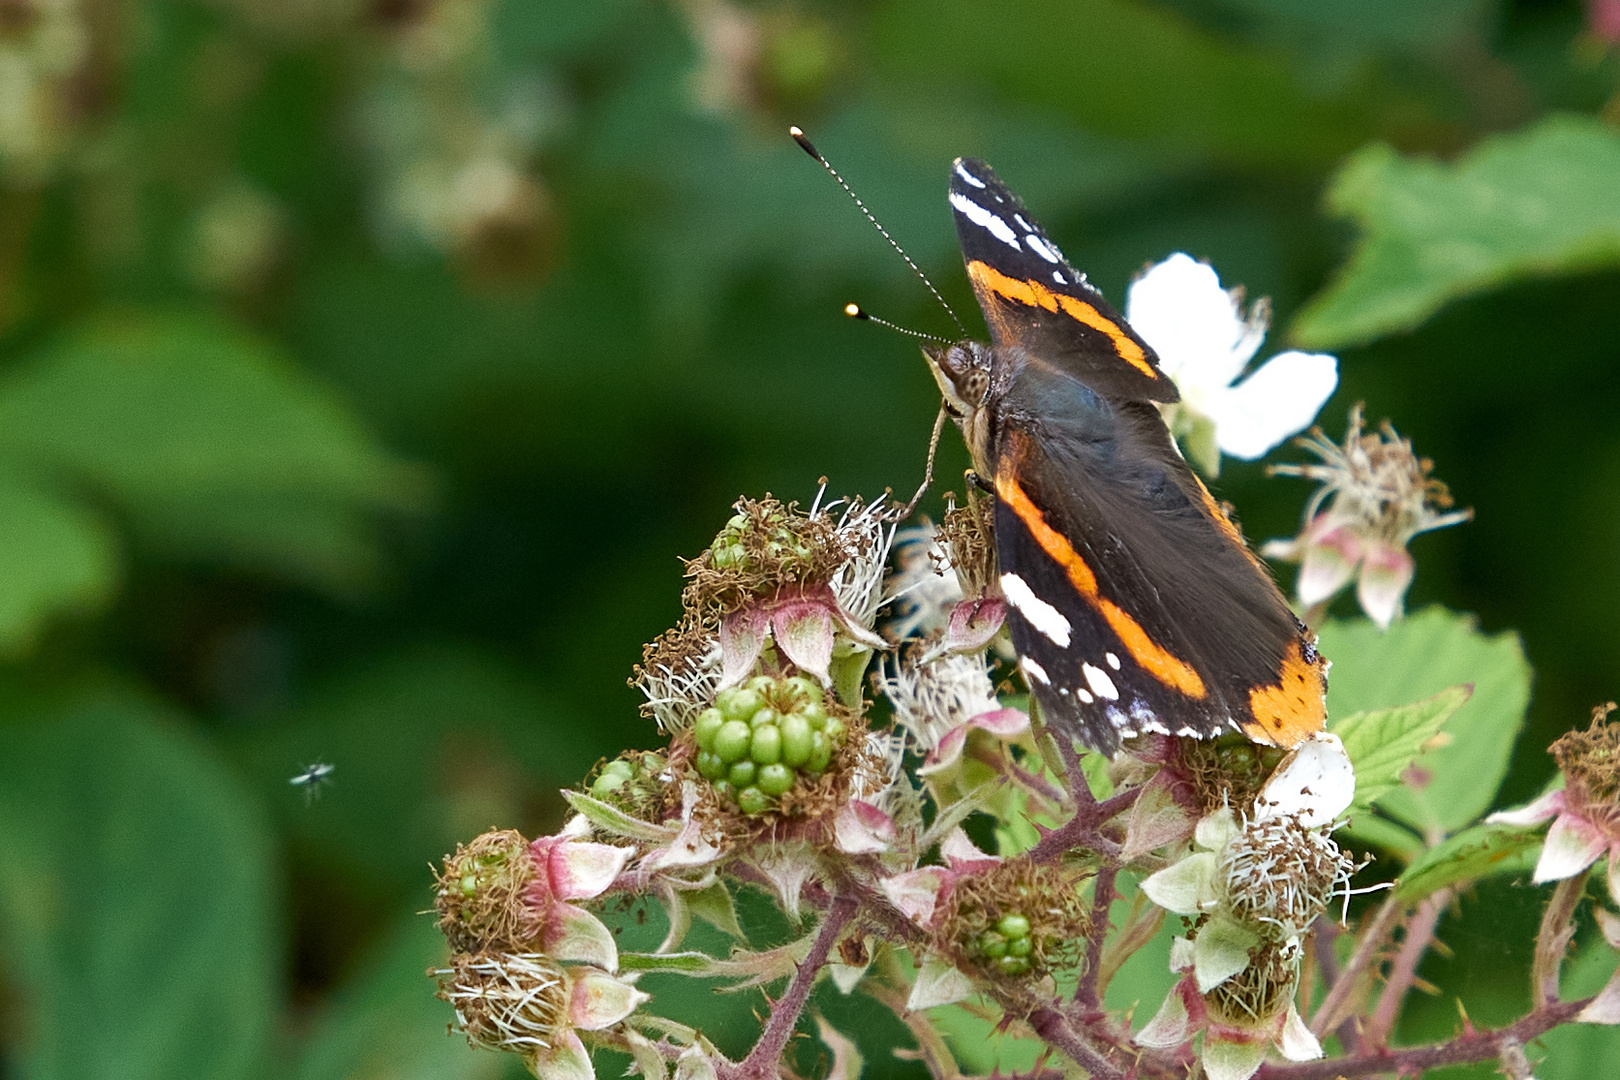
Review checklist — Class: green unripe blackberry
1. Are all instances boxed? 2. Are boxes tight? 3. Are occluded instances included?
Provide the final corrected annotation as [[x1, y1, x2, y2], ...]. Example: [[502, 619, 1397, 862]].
[[799, 702, 828, 729], [726, 513, 749, 531], [997, 956, 1031, 977], [694, 708, 725, 750], [736, 787, 769, 815], [728, 760, 757, 787], [780, 675, 822, 709], [695, 750, 727, 780], [712, 544, 745, 569], [716, 687, 763, 724], [807, 731, 833, 773], [1006, 936, 1033, 959], [778, 715, 813, 767], [822, 718, 846, 744], [996, 913, 1030, 939], [750, 724, 783, 764], [714, 721, 752, 763], [979, 932, 1008, 959], [749, 706, 779, 730], [757, 763, 795, 796], [746, 674, 776, 697], [713, 779, 734, 803]]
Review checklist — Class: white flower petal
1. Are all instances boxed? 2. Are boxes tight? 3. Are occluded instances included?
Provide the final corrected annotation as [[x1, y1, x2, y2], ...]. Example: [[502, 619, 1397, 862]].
[[1255, 732, 1355, 828], [1126, 254, 1255, 386], [1208, 351, 1338, 460], [1356, 543, 1414, 630], [1486, 788, 1566, 828]]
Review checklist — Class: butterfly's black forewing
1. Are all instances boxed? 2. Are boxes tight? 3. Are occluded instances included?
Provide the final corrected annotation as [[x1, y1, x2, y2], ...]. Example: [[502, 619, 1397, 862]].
[[948, 158, 1177, 405]]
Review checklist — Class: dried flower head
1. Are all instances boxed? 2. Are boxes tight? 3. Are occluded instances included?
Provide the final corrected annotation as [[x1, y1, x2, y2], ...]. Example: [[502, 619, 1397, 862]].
[[687, 495, 852, 614], [936, 857, 1091, 980], [1265, 405, 1471, 627], [1219, 813, 1357, 939], [935, 492, 998, 599], [435, 829, 539, 953]]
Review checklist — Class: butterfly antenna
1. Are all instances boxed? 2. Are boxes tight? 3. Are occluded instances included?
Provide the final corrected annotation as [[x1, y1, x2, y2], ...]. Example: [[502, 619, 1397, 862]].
[[845, 303, 947, 343], [791, 126, 965, 337]]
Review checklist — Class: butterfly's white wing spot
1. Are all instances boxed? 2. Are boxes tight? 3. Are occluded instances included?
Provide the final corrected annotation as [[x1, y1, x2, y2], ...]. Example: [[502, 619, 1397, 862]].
[[1001, 572, 1072, 647], [1082, 662, 1119, 701], [1024, 234, 1061, 264], [1106, 652, 1122, 670], [949, 192, 1021, 251], [1076, 687, 1094, 704], [1020, 655, 1052, 686], [954, 161, 986, 188]]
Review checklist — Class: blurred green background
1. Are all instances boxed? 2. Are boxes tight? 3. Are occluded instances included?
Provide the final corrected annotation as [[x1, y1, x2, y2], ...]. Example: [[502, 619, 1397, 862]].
[[1, 1, 1618, 1078]]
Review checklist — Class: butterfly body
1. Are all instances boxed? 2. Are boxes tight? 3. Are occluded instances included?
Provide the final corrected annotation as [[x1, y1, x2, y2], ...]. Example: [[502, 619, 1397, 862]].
[[928, 158, 1326, 755]]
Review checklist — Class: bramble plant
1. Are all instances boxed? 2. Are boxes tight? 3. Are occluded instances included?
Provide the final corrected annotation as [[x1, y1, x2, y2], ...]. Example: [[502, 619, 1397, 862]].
[[428, 259, 1617, 1080]]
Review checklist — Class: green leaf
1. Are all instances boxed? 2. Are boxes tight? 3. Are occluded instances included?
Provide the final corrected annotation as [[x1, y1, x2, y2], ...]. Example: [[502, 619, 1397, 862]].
[[686, 881, 745, 939], [0, 689, 277, 1080], [0, 477, 119, 654], [1335, 813, 1424, 860], [1394, 822, 1543, 901], [1317, 608, 1532, 835], [1332, 685, 1471, 817], [875, 0, 1374, 169], [1294, 115, 1620, 348], [295, 913, 521, 1080], [618, 951, 730, 974], [0, 311, 428, 593]]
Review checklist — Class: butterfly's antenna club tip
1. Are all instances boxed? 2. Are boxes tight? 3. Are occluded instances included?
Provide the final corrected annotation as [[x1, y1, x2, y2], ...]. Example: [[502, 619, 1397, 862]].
[[844, 303, 945, 342], [789, 126, 822, 161], [845, 303, 867, 319]]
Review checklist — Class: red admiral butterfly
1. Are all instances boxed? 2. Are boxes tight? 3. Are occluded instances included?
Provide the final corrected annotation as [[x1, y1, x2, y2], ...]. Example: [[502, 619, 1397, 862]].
[[926, 158, 1327, 755]]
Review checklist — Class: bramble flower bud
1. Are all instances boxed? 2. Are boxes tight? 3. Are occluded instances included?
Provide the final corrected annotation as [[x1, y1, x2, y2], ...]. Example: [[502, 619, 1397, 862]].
[[435, 829, 538, 953], [1264, 405, 1470, 628]]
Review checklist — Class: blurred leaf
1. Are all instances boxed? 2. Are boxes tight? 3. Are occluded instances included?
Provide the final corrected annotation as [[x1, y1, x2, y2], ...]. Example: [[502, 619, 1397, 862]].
[[0, 689, 277, 1080], [295, 913, 522, 1080], [1394, 821, 1542, 901], [222, 648, 593, 898], [1336, 812, 1424, 859], [1332, 685, 1471, 816], [1318, 608, 1532, 836], [875, 0, 1373, 168], [0, 478, 118, 654], [927, 1004, 1046, 1075], [0, 311, 428, 593], [1295, 116, 1620, 347]]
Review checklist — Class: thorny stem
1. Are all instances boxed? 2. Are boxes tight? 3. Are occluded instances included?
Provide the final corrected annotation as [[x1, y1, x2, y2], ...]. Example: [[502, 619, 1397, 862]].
[[1253, 995, 1593, 1080], [1075, 865, 1117, 1010], [1028, 1006, 1126, 1080], [1366, 889, 1450, 1048], [1027, 787, 1140, 864], [728, 895, 857, 1080], [1533, 870, 1590, 1007], [969, 743, 1065, 806], [1309, 893, 1403, 1037]]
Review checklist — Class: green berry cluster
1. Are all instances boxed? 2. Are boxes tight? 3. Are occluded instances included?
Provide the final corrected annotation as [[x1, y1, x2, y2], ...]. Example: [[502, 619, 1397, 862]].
[[588, 750, 668, 813], [693, 674, 845, 815], [709, 509, 813, 572], [970, 912, 1037, 977]]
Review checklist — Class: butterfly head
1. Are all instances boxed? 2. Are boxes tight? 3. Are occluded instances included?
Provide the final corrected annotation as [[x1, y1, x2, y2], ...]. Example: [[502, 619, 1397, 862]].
[[922, 340, 995, 471]]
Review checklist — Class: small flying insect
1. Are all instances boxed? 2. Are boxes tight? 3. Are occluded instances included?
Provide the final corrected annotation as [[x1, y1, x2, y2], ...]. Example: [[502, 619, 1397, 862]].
[[289, 761, 335, 804]]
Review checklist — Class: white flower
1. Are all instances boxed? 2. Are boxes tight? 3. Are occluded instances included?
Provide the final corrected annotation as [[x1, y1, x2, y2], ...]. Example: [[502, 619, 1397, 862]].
[[1126, 253, 1338, 474]]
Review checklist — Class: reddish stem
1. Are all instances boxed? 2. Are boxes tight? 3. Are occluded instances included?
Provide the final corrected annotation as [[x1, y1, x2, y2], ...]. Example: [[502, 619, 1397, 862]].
[[1075, 864, 1117, 1010], [1365, 890, 1449, 1047]]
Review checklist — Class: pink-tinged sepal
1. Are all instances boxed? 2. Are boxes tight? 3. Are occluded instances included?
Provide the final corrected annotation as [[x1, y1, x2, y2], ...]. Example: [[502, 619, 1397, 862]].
[[718, 608, 769, 690], [921, 597, 1006, 662], [1135, 977, 1197, 1048], [1577, 908, 1620, 1024], [1487, 788, 1567, 828], [834, 798, 897, 854], [533, 1030, 596, 1080], [1357, 541, 1414, 630], [918, 707, 1031, 776], [772, 600, 835, 685], [1534, 812, 1611, 883], [568, 967, 650, 1030], [881, 867, 948, 925], [535, 838, 632, 901], [547, 903, 621, 971], [1295, 519, 1361, 606]]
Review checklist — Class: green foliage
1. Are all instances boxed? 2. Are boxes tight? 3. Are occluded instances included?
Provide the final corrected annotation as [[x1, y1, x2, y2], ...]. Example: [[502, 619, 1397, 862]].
[[1332, 684, 1471, 818], [1393, 822, 1543, 901], [1320, 608, 1532, 842], [0, 689, 277, 1080], [0, 481, 118, 653], [1294, 116, 1620, 348]]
